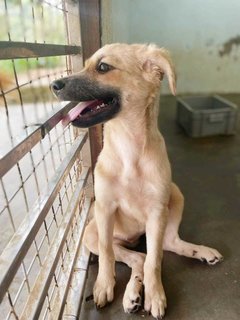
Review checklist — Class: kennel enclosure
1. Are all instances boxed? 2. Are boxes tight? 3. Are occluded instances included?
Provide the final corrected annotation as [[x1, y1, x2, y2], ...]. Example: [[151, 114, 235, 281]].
[[0, 0, 101, 319]]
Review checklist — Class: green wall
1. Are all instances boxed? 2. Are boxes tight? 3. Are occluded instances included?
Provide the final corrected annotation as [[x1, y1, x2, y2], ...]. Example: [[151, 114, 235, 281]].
[[102, 0, 240, 94]]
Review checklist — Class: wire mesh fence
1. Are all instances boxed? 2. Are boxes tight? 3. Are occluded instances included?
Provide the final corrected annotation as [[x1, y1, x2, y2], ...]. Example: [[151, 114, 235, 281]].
[[0, 1, 93, 319]]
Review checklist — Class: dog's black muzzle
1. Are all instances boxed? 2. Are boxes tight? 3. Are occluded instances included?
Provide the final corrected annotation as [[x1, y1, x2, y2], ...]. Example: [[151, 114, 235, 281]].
[[51, 75, 121, 128]]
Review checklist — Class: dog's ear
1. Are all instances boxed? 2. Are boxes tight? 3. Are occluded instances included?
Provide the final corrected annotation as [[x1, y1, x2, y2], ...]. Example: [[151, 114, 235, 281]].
[[142, 45, 176, 95]]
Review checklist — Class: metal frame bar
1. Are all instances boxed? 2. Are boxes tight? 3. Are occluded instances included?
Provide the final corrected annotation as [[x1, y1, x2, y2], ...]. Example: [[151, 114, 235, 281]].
[[50, 198, 91, 320], [0, 132, 88, 304], [0, 102, 78, 178], [0, 41, 81, 60], [63, 246, 91, 319], [20, 168, 90, 319], [79, 0, 103, 170]]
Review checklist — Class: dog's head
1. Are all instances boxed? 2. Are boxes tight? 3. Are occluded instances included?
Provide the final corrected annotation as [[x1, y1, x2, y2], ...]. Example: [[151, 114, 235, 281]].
[[51, 43, 176, 128]]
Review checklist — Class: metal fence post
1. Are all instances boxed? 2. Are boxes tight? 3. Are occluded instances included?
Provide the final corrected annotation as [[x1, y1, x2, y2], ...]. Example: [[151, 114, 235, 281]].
[[79, 0, 103, 171]]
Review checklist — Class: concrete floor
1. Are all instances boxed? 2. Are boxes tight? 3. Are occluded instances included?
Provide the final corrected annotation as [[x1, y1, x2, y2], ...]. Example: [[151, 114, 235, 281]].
[[80, 94, 240, 320]]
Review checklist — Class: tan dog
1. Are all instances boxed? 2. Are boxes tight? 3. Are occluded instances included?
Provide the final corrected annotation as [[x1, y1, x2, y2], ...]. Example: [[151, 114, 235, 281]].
[[51, 43, 223, 319]]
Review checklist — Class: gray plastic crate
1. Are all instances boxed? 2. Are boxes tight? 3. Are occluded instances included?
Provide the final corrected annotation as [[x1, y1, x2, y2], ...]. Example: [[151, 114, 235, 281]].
[[176, 95, 238, 137]]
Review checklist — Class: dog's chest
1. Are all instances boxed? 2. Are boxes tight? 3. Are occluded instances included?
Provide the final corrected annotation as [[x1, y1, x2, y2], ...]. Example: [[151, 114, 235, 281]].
[[116, 168, 158, 219]]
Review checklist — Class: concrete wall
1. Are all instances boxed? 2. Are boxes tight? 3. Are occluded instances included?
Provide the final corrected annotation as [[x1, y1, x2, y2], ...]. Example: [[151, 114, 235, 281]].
[[101, 0, 240, 94]]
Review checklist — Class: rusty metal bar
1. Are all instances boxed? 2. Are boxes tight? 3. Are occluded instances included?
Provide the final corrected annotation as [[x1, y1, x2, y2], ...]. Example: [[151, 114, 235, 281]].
[[50, 198, 91, 320], [79, 0, 101, 61], [65, 0, 83, 72], [0, 102, 78, 178], [0, 41, 81, 60], [63, 245, 91, 319], [88, 126, 103, 172], [79, 0, 103, 170], [20, 168, 90, 320], [0, 132, 88, 304]]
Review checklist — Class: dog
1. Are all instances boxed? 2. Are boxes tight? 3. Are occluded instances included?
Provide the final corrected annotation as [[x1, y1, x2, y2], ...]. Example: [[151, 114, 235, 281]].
[[51, 43, 223, 319]]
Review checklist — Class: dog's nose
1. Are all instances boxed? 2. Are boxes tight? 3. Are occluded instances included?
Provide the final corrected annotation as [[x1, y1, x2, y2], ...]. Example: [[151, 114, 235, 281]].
[[51, 80, 65, 92]]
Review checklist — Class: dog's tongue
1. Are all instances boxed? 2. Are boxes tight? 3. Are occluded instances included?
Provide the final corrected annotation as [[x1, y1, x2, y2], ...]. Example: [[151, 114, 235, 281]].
[[61, 101, 93, 127]]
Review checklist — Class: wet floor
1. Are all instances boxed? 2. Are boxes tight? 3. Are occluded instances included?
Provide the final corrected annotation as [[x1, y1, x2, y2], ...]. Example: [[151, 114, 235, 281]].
[[79, 94, 240, 320]]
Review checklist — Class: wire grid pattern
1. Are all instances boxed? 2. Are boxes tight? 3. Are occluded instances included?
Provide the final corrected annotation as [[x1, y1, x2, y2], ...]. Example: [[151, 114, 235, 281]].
[[0, 123, 83, 251], [0, 1, 92, 319], [0, 0, 73, 157], [0, 160, 91, 320]]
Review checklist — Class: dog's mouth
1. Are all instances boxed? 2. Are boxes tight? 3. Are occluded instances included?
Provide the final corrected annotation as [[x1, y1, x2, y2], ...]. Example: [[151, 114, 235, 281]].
[[62, 97, 119, 128], [51, 75, 121, 128]]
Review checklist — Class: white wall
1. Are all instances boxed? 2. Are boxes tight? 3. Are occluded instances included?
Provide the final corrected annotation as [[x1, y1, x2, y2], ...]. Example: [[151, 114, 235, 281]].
[[102, 0, 240, 94]]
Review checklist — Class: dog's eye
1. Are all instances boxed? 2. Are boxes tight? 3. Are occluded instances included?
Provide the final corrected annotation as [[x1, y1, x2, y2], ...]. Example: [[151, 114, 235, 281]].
[[96, 62, 113, 74]]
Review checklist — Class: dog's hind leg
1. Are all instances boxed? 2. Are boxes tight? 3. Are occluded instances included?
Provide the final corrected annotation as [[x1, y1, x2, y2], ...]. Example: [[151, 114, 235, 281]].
[[83, 219, 145, 313], [115, 245, 145, 314], [163, 183, 223, 265]]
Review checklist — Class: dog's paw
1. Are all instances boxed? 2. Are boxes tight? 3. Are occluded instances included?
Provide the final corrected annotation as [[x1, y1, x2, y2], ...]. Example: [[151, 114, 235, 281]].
[[193, 245, 223, 265], [93, 275, 116, 308], [123, 275, 143, 313], [144, 282, 167, 319]]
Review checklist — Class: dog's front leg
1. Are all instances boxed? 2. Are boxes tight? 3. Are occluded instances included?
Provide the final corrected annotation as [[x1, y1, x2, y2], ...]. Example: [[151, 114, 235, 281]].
[[144, 205, 168, 319], [93, 200, 116, 308]]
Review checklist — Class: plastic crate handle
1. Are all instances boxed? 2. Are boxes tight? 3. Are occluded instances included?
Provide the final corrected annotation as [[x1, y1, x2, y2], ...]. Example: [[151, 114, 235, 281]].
[[208, 113, 225, 123]]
